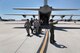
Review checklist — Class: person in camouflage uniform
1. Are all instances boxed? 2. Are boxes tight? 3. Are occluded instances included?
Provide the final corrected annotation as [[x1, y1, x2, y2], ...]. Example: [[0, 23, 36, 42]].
[[49, 19, 58, 44]]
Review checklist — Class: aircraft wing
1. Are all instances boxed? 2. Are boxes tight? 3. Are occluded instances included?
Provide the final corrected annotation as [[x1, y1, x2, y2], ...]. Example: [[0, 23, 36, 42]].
[[5, 14, 38, 16], [5, 14, 80, 16], [5, 14, 38, 18], [13, 7, 80, 11], [13, 8, 39, 10], [51, 14, 80, 16], [52, 8, 80, 11]]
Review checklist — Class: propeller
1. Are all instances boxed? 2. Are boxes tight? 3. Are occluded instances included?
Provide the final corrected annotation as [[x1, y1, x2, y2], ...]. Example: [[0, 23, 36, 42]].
[[22, 15, 26, 18], [70, 16, 73, 20], [61, 15, 65, 19], [33, 15, 35, 18], [52, 15, 55, 19]]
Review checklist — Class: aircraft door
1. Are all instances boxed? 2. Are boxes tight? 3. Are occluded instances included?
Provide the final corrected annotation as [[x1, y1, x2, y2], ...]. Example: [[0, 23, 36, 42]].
[[39, 11, 51, 25]]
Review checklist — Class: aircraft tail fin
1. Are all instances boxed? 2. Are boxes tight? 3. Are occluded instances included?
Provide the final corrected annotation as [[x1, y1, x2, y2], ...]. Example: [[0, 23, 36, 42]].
[[44, 0, 48, 6]]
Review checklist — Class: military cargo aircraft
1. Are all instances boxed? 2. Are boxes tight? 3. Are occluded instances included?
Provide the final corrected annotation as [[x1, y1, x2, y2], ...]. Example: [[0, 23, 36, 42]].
[[5, 0, 80, 25]]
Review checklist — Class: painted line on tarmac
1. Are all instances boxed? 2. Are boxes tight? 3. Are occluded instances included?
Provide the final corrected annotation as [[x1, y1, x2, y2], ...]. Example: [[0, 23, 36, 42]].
[[37, 29, 49, 53]]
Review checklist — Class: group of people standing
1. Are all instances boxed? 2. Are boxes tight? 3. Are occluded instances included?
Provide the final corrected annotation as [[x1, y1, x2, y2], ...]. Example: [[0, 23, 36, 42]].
[[24, 18, 58, 44], [24, 18, 42, 37]]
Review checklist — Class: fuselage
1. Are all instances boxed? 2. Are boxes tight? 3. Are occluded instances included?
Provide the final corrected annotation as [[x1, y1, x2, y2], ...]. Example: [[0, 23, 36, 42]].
[[39, 5, 52, 25]]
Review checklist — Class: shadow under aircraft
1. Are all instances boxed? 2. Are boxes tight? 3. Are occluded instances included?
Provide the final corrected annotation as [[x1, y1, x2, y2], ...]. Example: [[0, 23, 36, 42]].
[[13, 26, 80, 32], [5, 0, 80, 28]]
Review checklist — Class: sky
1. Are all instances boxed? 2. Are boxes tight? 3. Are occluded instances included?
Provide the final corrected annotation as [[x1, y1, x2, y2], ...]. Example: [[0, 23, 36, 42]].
[[0, 0, 80, 20]]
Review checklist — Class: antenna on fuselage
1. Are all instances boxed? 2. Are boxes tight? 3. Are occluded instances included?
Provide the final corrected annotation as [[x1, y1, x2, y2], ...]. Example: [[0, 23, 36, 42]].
[[44, 0, 48, 6]]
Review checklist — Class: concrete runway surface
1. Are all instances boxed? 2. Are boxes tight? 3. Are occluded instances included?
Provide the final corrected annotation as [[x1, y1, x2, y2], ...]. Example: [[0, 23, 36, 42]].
[[0, 21, 80, 53]]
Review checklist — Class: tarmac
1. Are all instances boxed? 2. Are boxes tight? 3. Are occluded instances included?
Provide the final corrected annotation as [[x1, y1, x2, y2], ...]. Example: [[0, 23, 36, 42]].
[[0, 21, 80, 53]]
